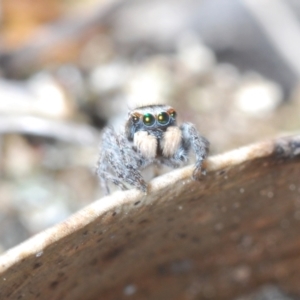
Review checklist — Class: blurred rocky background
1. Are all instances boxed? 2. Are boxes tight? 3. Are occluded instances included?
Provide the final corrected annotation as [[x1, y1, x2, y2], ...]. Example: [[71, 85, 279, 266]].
[[0, 0, 300, 257]]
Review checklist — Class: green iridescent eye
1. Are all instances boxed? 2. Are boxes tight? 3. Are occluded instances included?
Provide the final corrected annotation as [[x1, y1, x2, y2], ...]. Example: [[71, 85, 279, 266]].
[[143, 113, 155, 126], [157, 112, 170, 125]]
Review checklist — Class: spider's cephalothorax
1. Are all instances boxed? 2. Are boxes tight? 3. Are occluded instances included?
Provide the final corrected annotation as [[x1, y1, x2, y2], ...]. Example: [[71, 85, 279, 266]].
[[97, 104, 209, 194]]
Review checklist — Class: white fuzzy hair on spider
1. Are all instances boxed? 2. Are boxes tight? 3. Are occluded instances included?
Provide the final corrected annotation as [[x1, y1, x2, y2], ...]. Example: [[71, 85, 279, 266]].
[[96, 104, 209, 194]]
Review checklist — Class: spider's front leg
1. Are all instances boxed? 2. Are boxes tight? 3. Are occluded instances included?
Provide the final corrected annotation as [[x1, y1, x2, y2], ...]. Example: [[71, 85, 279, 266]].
[[97, 150, 123, 195], [97, 127, 147, 194], [180, 122, 209, 180]]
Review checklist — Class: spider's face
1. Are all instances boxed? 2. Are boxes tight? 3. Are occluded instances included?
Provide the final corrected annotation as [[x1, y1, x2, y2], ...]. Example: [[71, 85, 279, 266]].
[[125, 105, 177, 140], [98, 102, 208, 193]]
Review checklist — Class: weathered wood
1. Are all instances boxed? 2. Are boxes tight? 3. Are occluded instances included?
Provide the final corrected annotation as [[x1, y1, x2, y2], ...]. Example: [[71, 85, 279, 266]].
[[0, 135, 300, 300]]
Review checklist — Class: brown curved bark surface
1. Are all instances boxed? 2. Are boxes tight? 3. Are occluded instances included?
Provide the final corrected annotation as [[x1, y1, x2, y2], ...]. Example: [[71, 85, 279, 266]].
[[0, 135, 300, 300]]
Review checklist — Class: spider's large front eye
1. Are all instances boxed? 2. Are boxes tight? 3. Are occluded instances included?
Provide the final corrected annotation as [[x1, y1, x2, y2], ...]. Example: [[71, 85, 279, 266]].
[[157, 112, 170, 125], [143, 113, 155, 126]]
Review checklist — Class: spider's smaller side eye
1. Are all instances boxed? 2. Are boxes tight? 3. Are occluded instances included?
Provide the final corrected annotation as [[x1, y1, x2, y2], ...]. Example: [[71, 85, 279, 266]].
[[157, 112, 170, 125], [169, 110, 177, 119], [143, 113, 155, 126], [132, 114, 140, 123]]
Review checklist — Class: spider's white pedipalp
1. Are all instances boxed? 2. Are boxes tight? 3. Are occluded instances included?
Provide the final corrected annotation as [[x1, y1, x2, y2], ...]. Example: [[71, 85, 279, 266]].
[[97, 105, 209, 194]]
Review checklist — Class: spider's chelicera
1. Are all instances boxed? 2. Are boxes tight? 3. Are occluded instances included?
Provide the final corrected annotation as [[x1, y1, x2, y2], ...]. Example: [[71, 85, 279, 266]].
[[97, 104, 209, 194]]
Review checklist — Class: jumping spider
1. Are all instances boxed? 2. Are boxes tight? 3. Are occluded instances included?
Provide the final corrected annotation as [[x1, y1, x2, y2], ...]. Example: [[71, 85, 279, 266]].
[[97, 104, 209, 194]]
